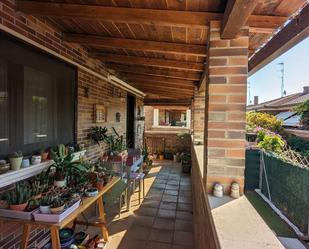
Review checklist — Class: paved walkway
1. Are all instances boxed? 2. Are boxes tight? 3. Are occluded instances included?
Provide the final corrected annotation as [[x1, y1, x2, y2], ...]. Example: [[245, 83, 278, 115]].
[[105, 161, 194, 249]]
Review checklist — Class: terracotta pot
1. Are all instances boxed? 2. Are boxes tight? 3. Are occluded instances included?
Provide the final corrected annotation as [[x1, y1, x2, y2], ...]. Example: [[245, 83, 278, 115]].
[[41, 152, 49, 161], [0, 200, 9, 209], [50, 204, 65, 214], [159, 155, 164, 160], [103, 175, 112, 185], [10, 202, 28, 211], [95, 182, 104, 191]]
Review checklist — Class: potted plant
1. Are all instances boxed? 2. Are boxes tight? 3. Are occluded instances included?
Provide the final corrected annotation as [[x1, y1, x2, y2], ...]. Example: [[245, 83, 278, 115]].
[[31, 155, 42, 165], [181, 153, 191, 174], [88, 126, 108, 145], [50, 144, 72, 187], [40, 149, 49, 161], [104, 127, 127, 157], [9, 151, 23, 171], [159, 151, 164, 160], [0, 160, 10, 174], [7, 182, 32, 211], [39, 196, 52, 214], [50, 197, 65, 214]]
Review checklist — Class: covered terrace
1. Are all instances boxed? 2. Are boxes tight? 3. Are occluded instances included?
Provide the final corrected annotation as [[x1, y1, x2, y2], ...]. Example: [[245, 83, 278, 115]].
[[0, 0, 309, 248]]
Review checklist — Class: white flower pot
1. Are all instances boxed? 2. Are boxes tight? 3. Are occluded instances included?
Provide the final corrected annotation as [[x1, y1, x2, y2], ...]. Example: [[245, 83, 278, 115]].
[[31, 155, 42, 165], [39, 205, 51, 214], [9, 157, 23, 171], [54, 179, 66, 187]]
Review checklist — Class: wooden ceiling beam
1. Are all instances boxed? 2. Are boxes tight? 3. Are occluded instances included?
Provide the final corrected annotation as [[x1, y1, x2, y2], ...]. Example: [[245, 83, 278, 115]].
[[17, 1, 286, 29], [90, 53, 204, 72], [130, 81, 194, 92], [221, 0, 258, 39], [136, 88, 192, 98], [249, 4, 309, 75], [129, 80, 194, 90], [63, 33, 207, 56], [109, 64, 201, 80], [144, 98, 192, 106], [121, 73, 196, 84]]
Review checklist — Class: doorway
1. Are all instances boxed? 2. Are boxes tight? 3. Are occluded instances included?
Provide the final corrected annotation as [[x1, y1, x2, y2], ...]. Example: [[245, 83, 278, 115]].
[[126, 94, 135, 148]]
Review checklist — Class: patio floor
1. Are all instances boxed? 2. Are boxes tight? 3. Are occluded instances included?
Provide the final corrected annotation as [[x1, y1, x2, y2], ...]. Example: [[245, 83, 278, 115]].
[[103, 160, 194, 249]]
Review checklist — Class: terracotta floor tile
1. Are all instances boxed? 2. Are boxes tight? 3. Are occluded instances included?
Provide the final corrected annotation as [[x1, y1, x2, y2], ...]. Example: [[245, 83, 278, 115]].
[[125, 224, 151, 240], [166, 185, 179, 190], [177, 203, 193, 212], [118, 239, 148, 249], [176, 211, 193, 221], [162, 195, 178, 203], [132, 215, 155, 227], [137, 207, 158, 217], [153, 217, 175, 230], [149, 228, 174, 243], [164, 190, 179, 196], [178, 196, 192, 204], [158, 209, 176, 219], [174, 220, 193, 232], [173, 231, 194, 246], [178, 190, 192, 197], [160, 201, 177, 211], [142, 200, 161, 208], [172, 245, 194, 249], [146, 241, 172, 249]]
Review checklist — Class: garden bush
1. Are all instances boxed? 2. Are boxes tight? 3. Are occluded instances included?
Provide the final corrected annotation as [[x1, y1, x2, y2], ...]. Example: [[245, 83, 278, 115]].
[[247, 112, 283, 132], [294, 99, 309, 129], [287, 135, 309, 156]]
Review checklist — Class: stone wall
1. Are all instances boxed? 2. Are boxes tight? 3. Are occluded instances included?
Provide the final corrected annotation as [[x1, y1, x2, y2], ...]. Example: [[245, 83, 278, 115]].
[[0, 1, 143, 248]]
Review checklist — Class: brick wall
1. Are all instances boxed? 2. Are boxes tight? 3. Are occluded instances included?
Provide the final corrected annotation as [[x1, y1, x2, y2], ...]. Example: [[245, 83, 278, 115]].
[[145, 133, 191, 155], [144, 106, 154, 131], [192, 87, 205, 143], [0, 1, 144, 248], [204, 21, 248, 194]]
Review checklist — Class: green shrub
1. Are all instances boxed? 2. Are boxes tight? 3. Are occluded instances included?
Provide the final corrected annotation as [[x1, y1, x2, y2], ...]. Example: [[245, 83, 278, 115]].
[[247, 112, 283, 132], [287, 136, 309, 155], [257, 134, 285, 153], [294, 99, 309, 129]]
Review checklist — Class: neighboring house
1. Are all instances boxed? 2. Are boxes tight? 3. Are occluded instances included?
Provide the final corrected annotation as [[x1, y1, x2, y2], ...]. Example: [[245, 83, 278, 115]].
[[247, 87, 309, 128]]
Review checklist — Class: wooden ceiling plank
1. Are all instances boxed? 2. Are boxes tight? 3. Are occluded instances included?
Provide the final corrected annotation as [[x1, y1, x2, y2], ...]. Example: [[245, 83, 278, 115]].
[[121, 73, 196, 83], [109, 64, 201, 80], [249, 4, 309, 75], [17, 1, 219, 29], [221, 0, 258, 39], [63, 33, 207, 56], [130, 81, 194, 90], [17, 1, 286, 30], [90, 52, 204, 71]]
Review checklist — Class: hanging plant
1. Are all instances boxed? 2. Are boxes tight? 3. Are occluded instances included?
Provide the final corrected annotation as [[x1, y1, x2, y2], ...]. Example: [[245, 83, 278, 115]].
[[88, 126, 108, 145]]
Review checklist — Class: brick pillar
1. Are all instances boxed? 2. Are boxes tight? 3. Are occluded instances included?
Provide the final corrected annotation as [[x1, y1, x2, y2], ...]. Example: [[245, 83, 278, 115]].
[[204, 21, 248, 194], [193, 87, 205, 143]]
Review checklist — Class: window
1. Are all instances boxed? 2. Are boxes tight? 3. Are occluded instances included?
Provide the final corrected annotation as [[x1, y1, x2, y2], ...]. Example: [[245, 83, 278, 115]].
[[158, 109, 187, 127], [0, 33, 76, 157]]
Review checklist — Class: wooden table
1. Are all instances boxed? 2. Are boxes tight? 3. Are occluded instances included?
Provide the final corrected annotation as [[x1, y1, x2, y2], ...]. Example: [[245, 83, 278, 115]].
[[0, 177, 120, 249]]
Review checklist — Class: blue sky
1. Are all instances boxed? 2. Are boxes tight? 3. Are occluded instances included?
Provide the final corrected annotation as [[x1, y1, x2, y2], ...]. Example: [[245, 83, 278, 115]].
[[248, 36, 309, 104]]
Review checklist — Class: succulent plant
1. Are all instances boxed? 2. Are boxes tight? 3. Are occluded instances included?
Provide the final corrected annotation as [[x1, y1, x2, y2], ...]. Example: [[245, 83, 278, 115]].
[[50, 197, 64, 208], [7, 182, 31, 205], [40, 196, 52, 206], [9, 151, 23, 158]]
